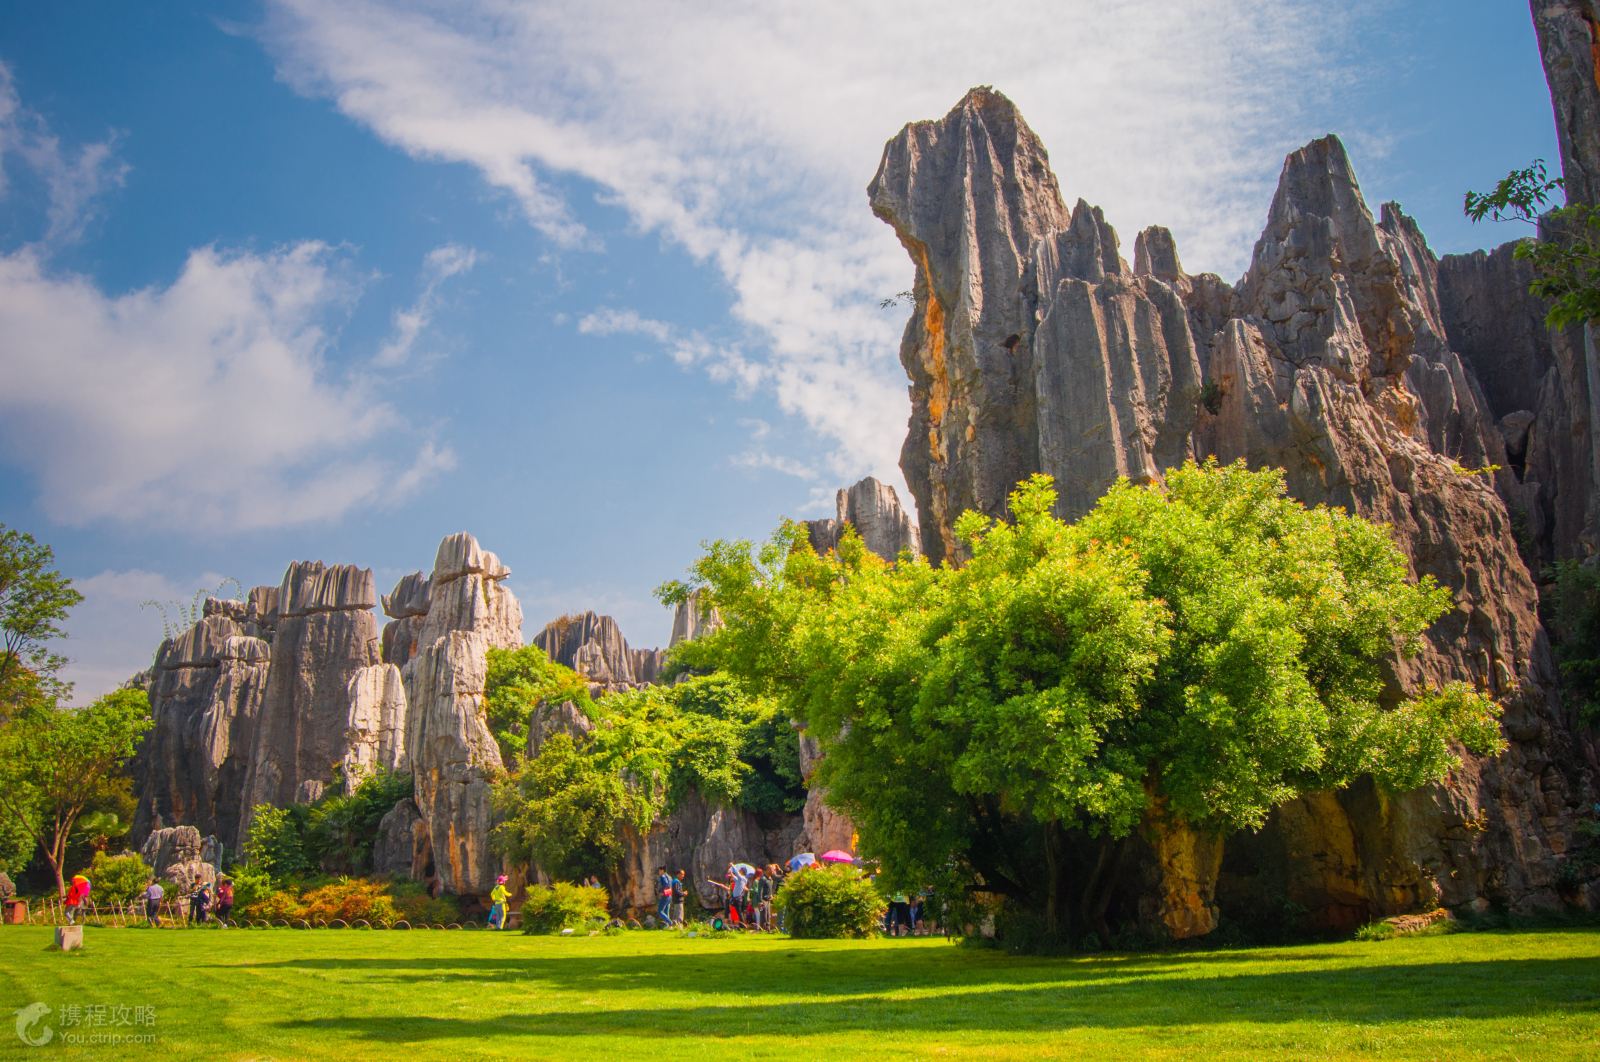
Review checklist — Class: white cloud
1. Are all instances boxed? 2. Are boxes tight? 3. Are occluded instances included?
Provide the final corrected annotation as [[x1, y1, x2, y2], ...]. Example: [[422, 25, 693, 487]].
[[730, 451, 818, 482], [0, 242, 453, 531], [374, 241, 478, 367], [0, 63, 128, 248], [260, 0, 1366, 494], [576, 307, 672, 343]]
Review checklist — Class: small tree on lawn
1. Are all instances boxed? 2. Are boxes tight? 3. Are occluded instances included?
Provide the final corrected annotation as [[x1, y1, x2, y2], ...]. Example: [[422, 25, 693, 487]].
[[0, 689, 152, 898]]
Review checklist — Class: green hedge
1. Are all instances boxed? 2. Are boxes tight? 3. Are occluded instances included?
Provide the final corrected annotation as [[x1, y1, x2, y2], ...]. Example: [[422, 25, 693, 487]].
[[520, 881, 610, 934], [773, 864, 885, 938]]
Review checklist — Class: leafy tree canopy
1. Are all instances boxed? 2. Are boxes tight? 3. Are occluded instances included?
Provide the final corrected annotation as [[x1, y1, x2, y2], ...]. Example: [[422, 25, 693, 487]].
[[490, 666, 804, 883], [484, 644, 595, 764], [0, 524, 84, 716], [0, 688, 152, 897], [665, 461, 1504, 942], [1466, 158, 1600, 328]]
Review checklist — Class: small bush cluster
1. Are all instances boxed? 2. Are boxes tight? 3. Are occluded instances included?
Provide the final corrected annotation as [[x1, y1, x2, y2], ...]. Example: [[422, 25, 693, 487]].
[[773, 864, 885, 939], [520, 882, 610, 934], [236, 876, 455, 925], [88, 850, 153, 904], [387, 880, 465, 925]]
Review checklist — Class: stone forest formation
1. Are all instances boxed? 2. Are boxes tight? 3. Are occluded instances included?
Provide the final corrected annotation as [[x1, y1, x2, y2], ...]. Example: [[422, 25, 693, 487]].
[[129, 2, 1600, 938]]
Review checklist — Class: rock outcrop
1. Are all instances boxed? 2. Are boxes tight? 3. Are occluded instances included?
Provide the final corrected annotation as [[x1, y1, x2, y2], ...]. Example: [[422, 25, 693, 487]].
[[532, 611, 664, 693], [140, 825, 219, 894], [237, 563, 381, 840], [614, 790, 804, 912], [871, 86, 1599, 936], [668, 590, 722, 648], [131, 601, 273, 853], [392, 533, 524, 897], [805, 476, 922, 561]]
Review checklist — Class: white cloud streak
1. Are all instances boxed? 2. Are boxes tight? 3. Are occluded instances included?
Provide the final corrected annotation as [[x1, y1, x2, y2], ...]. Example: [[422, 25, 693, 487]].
[[0, 63, 128, 248], [374, 242, 477, 367], [0, 242, 455, 531], [261, 1, 1364, 492]]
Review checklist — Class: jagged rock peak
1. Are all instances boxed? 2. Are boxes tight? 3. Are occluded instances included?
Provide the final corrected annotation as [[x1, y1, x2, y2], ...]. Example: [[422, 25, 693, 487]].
[[669, 589, 722, 648], [532, 611, 662, 692], [432, 532, 510, 584], [806, 477, 922, 562], [1134, 226, 1184, 281], [381, 571, 431, 619], [277, 561, 376, 617]]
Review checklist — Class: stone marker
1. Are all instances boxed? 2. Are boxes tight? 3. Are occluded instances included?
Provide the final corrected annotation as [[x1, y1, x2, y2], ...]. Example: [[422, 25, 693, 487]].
[[55, 925, 83, 951]]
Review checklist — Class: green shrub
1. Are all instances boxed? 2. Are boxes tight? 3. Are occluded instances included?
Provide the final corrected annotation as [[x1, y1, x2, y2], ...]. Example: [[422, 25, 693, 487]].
[[773, 864, 886, 939], [242, 805, 312, 879], [387, 880, 464, 925], [87, 850, 153, 904], [1355, 921, 1397, 941], [226, 865, 275, 913], [520, 881, 610, 934]]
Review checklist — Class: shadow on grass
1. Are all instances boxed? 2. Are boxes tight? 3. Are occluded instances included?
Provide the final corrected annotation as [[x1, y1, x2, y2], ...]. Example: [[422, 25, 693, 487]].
[[262, 947, 1600, 1042]]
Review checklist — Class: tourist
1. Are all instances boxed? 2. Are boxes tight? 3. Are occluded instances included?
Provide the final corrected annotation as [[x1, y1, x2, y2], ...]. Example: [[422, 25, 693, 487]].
[[671, 868, 688, 926], [214, 877, 234, 926], [655, 865, 674, 927], [143, 878, 164, 927], [728, 864, 749, 927], [753, 868, 773, 931], [189, 882, 210, 924], [888, 890, 911, 936], [63, 874, 90, 924], [488, 875, 510, 930]]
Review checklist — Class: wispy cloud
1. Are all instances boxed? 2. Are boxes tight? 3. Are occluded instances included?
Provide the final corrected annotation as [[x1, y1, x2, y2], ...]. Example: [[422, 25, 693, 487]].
[[0, 62, 128, 249], [261, 0, 1365, 491], [374, 242, 478, 367], [0, 242, 453, 531]]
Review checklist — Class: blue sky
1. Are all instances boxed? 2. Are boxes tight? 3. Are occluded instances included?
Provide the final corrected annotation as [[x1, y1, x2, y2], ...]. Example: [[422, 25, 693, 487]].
[[0, 0, 1562, 700]]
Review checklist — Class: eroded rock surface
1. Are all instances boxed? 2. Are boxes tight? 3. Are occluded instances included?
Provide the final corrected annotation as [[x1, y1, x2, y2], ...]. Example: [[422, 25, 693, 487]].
[[805, 476, 922, 561], [395, 533, 523, 896], [871, 86, 1600, 935], [532, 611, 663, 693]]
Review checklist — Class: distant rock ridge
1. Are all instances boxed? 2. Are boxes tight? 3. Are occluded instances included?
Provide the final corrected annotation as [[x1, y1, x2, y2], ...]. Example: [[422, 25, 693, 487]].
[[804, 476, 922, 561], [870, 85, 1599, 935], [531, 611, 664, 694]]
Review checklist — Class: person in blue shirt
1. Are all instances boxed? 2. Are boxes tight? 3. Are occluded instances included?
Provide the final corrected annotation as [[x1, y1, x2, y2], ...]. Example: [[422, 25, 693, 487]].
[[655, 866, 674, 927]]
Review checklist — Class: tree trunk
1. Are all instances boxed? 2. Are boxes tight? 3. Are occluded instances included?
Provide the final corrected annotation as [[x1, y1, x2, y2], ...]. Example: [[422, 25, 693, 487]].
[[1042, 821, 1063, 942]]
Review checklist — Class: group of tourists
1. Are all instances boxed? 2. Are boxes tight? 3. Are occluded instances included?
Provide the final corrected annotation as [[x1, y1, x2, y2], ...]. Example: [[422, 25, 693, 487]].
[[53, 872, 233, 928], [141, 876, 233, 927], [652, 861, 790, 930]]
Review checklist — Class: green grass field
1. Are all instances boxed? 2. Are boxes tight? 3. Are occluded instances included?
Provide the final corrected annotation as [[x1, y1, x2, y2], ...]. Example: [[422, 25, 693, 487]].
[[2, 925, 1597, 1059]]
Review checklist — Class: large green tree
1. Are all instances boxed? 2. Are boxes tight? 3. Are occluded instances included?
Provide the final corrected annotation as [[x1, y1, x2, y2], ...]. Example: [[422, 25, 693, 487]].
[[664, 461, 1504, 944], [0, 524, 83, 720], [0, 689, 152, 898]]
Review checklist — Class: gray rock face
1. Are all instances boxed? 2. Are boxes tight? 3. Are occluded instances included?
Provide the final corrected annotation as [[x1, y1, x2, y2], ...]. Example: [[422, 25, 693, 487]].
[[526, 699, 594, 759], [373, 798, 432, 881], [237, 563, 382, 841], [132, 608, 274, 852], [532, 612, 663, 692], [1531, 0, 1600, 207], [343, 664, 409, 787], [805, 477, 922, 561], [140, 825, 219, 894], [871, 87, 1599, 934], [668, 590, 722, 648], [394, 533, 523, 896]]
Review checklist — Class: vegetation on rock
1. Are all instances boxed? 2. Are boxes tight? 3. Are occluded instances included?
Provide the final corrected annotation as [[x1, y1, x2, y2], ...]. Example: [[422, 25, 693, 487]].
[[1466, 158, 1600, 327]]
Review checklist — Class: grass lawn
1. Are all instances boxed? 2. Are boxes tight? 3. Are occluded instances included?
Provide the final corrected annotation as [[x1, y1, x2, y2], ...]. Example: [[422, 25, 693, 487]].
[[1, 925, 1597, 1060]]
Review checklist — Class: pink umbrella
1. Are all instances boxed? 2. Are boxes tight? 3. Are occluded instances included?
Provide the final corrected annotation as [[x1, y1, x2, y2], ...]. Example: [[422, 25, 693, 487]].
[[819, 850, 854, 864]]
